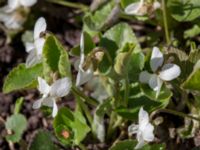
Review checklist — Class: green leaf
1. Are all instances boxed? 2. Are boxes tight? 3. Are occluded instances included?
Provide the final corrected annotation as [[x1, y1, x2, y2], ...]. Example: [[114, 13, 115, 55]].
[[168, 0, 200, 22], [116, 83, 162, 120], [14, 97, 24, 114], [120, 0, 137, 8], [73, 110, 90, 145], [184, 24, 200, 38], [182, 60, 200, 91], [83, 1, 116, 31], [110, 140, 165, 150], [5, 114, 27, 143], [114, 43, 135, 76], [70, 32, 95, 56], [53, 107, 90, 145], [142, 143, 166, 150], [3, 63, 43, 93], [98, 22, 141, 74], [110, 139, 137, 150], [140, 84, 172, 105], [43, 35, 61, 71], [43, 34, 71, 79], [29, 130, 57, 150], [58, 44, 71, 78]]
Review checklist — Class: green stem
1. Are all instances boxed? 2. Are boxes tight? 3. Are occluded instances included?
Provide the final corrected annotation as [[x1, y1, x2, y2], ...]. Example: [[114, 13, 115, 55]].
[[72, 86, 99, 106], [47, 0, 89, 12], [158, 108, 200, 122], [124, 76, 129, 107], [107, 112, 116, 140], [76, 96, 93, 126], [162, 0, 170, 45]]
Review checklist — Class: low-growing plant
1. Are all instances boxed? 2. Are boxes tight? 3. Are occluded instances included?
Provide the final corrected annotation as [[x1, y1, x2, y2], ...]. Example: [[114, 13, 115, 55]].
[[1, 0, 200, 149]]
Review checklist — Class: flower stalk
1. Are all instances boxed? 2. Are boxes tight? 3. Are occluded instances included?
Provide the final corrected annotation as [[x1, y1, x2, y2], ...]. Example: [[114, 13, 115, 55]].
[[162, 0, 170, 45]]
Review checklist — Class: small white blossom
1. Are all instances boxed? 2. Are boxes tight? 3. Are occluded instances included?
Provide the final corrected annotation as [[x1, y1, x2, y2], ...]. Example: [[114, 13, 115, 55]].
[[25, 17, 47, 67], [76, 32, 93, 86], [0, 0, 37, 29], [7, 0, 37, 11], [128, 107, 154, 149], [0, 8, 25, 29], [139, 47, 181, 98], [33, 77, 72, 117], [124, 0, 144, 15]]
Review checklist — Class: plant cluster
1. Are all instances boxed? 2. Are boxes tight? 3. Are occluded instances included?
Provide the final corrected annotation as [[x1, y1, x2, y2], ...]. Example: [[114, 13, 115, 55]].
[[1, 0, 200, 149]]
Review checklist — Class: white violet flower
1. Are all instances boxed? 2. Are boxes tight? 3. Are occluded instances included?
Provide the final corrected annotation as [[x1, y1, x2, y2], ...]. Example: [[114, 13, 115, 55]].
[[139, 47, 181, 98], [124, 0, 144, 15], [0, 0, 37, 29], [0, 8, 25, 29], [25, 17, 47, 67], [6, 0, 37, 11], [128, 107, 154, 149], [33, 77, 72, 117], [76, 32, 93, 86]]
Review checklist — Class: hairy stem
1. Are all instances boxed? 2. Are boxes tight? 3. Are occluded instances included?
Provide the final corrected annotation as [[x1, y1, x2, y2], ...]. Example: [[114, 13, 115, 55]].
[[162, 0, 170, 45], [47, 0, 89, 12], [158, 108, 200, 122], [72, 86, 98, 106]]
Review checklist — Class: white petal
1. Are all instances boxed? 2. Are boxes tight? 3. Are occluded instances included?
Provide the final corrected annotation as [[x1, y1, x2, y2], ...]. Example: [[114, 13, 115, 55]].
[[80, 32, 84, 55], [50, 77, 72, 97], [34, 17, 46, 40], [148, 74, 163, 91], [142, 123, 154, 142], [8, 0, 20, 10], [25, 50, 41, 67], [139, 71, 152, 83], [124, 0, 144, 15], [148, 75, 163, 98], [150, 47, 164, 72], [128, 124, 139, 135], [76, 67, 93, 86], [37, 77, 50, 95], [139, 107, 149, 126], [52, 100, 58, 117], [0, 13, 10, 22], [35, 38, 45, 55], [0, 5, 14, 13], [20, 0, 37, 7], [42, 97, 54, 107], [153, 1, 161, 10], [25, 42, 35, 52], [32, 99, 43, 109], [159, 63, 181, 81], [135, 131, 145, 149], [74, 59, 80, 71]]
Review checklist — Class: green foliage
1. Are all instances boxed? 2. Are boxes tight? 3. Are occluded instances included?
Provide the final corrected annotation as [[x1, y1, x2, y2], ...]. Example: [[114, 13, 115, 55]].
[[5, 114, 27, 143], [83, 1, 116, 31], [98, 22, 143, 75], [70, 31, 95, 56], [43, 34, 71, 79], [110, 140, 165, 150], [140, 84, 172, 105], [182, 60, 200, 91], [3, 63, 43, 93], [168, 0, 200, 22], [184, 24, 200, 38], [14, 97, 24, 114], [29, 130, 57, 150], [53, 107, 90, 145], [110, 140, 137, 150]]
